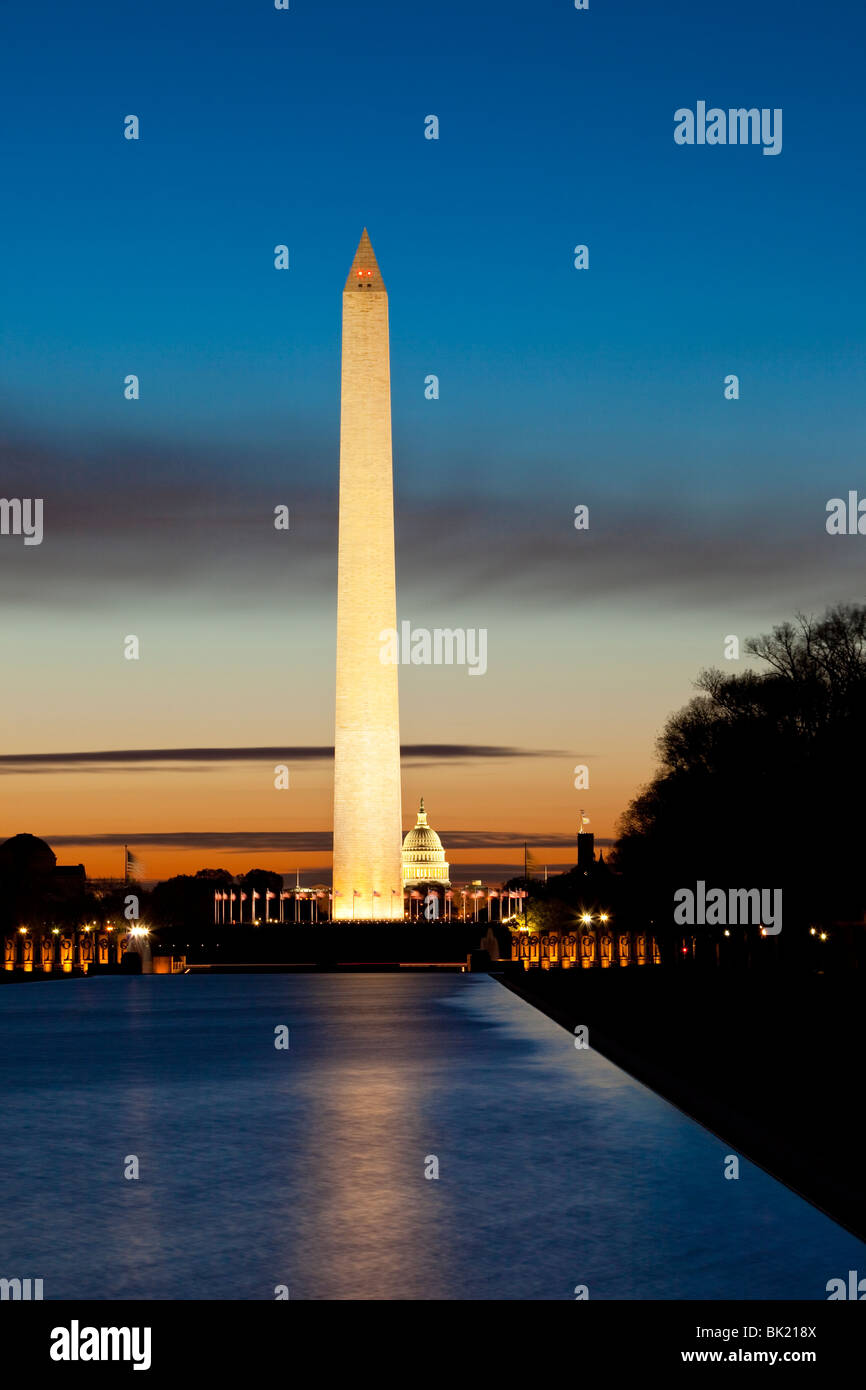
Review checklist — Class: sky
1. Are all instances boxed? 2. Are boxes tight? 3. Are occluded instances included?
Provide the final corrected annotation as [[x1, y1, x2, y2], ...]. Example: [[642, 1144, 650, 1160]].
[[1, 0, 865, 883]]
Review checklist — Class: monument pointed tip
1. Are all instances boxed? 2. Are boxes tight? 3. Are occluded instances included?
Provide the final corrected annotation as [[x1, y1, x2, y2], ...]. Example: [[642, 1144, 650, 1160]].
[[345, 229, 385, 292]]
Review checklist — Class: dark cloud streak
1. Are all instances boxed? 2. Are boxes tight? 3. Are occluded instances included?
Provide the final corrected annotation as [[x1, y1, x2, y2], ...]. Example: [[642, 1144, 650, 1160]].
[[0, 743, 571, 772], [2, 425, 856, 613], [42, 830, 613, 853]]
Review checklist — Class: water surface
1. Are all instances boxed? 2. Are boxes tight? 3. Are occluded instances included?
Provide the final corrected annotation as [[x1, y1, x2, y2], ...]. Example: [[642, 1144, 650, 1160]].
[[0, 974, 861, 1299]]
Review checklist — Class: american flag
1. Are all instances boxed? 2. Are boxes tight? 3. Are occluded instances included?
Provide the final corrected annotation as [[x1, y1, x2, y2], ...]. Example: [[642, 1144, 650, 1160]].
[[124, 847, 143, 880]]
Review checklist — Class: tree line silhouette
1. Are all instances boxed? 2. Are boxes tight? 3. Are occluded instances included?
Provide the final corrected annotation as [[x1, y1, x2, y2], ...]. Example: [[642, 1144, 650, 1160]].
[[613, 603, 866, 938]]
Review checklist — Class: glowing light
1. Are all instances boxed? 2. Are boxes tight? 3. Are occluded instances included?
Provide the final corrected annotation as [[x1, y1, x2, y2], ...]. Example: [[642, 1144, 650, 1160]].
[[599, 913, 609, 923], [723, 929, 730, 937], [581, 913, 592, 925], [819, 932, 828, 941], [809, 927, 817, 936], [129, 926, 149, 938], [18, 927, 27, 934]]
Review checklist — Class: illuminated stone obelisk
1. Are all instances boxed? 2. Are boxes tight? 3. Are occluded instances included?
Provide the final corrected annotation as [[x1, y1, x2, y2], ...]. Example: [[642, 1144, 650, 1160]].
[[332, 230, 403, 920]]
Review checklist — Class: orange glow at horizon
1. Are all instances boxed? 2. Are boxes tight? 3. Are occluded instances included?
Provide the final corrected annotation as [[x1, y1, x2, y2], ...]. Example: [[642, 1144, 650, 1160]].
[[1, 744, 638, 884], [0, 597, 718, 887]]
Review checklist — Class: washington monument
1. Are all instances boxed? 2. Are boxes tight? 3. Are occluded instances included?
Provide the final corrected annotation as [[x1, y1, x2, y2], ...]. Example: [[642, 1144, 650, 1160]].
[[332, 230, 403, 920]]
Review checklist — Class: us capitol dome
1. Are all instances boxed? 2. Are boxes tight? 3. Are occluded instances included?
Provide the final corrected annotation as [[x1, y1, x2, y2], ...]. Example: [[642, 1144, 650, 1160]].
[[401, 798, 450, 888]]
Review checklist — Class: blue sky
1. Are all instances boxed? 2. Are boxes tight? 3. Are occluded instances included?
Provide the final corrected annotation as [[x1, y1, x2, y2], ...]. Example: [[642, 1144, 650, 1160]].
[[3, 0, 864, 474]]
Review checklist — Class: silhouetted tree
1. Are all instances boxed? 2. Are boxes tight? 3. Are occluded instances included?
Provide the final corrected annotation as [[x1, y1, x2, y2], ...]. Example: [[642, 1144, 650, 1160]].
[[149, 875, 218, 928], [614, 604, 866, 934], [525, 896, 571, 935], [239, 869, 282, 918]]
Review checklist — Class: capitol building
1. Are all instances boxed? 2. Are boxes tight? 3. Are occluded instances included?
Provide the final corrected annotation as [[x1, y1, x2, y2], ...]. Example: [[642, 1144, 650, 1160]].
[[401, 799, 450, 889]]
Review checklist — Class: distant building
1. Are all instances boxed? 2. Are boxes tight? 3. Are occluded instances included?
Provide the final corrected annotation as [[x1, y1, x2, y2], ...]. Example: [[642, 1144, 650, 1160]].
[[577, 830, 595, 873], [87, 879, 128, 897], [401, 798, 450, 889], [0, 833, 56, 875], [0, 833, 86, 896], [0, 833, 87, 933]]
